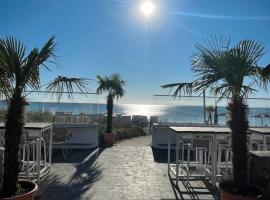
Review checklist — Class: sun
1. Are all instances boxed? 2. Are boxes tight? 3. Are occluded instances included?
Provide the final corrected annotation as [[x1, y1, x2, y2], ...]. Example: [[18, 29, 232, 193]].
[[140, 1, 155, 17]]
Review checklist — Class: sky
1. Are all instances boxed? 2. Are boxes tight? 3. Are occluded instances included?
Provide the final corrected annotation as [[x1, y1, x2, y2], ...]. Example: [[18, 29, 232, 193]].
[[1, 0, 270, 105]]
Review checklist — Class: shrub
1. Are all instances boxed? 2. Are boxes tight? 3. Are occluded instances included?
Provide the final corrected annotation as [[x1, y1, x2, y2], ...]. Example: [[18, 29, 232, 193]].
[[115, 125, 146, 140]]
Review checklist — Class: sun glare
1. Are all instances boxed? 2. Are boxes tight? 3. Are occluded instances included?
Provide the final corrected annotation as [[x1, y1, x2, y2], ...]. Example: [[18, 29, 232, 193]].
[[140, 1, 155, 17]]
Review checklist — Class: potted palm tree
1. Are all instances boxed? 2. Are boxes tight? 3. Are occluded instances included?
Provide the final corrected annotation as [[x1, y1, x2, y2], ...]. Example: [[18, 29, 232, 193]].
[[162, 38, 270, 199], [96, 74, 125, 145], [0, 36, 88, 199]]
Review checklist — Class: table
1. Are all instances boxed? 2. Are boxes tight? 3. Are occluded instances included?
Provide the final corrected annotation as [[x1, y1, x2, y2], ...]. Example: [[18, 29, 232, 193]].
[[248, 128, 270, 150], [168, 126, 231, 185], [0, 122, 53, 182]]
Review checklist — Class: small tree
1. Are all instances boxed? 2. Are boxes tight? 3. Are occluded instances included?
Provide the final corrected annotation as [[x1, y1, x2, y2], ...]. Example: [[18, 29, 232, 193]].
[[162, 38, 270, 195], [0, 36, 88, 197], [96, 74, 125, 133]]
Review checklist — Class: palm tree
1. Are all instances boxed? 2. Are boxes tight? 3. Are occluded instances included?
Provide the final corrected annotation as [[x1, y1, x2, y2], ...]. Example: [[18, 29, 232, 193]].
[[96, 74, 125, 134], [192, 38, 270, 194], [162, 38, 270, 195], [0, 36, 88, 197]]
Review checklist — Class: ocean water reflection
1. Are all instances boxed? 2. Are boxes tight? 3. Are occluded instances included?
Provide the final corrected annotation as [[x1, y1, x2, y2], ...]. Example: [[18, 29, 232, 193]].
[[0, 101, 270, 126]]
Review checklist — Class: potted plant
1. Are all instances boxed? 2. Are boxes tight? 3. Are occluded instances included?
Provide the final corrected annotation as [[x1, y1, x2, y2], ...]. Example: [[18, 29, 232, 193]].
[[96, 74, 126, 145], [162, 38, 270, 199], [0, 36, 88, 199]]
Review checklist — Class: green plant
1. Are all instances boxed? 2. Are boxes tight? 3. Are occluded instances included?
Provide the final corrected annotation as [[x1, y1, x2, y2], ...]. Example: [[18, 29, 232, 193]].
[[0, 36, 88, 197], [96, 74, 126, 133], [115, 125, 146, 140], [162, 38, 270, 195], [26, 111, 55, 122], [0, 110, 6, 122]]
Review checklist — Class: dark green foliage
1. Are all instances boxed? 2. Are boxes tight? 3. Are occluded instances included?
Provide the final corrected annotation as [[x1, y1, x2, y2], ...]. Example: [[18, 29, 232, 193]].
[[190, 38, 270, 194], [96, 74, 126, 134], [161, 37, 270, 195], [115, 125, 146, 140], [0, 110, 7, 122], [0, 36, 89, 197], [98, 120, 146, 144], [160, 82, 193, 98], [26, 111, 55, 122], [45, 76, 89, 102], [0, 37, 57, 197]]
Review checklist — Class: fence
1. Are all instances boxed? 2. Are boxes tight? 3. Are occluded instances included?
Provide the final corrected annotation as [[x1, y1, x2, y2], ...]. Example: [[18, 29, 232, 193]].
[[1, 92, 270, 127], [153, 95, 270, 127]]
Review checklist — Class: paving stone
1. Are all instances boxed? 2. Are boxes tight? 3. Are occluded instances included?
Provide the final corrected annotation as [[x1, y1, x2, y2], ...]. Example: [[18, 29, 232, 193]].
[[37, 136, 217, 200], [37, 145, 161, 200]]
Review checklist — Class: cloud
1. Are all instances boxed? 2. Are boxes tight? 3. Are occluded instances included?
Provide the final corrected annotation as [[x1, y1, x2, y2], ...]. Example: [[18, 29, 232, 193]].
[[170, 11, 270, 21]]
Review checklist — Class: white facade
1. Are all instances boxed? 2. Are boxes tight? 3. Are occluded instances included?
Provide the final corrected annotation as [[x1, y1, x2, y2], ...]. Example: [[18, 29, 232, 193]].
[[54, 123, 99, 149]]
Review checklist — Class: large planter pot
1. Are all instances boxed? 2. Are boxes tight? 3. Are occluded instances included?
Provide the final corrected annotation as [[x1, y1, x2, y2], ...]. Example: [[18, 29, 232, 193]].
[[104, 133, 116, 145], [219, 182, 261, 200], [1, 180, 38, 200]]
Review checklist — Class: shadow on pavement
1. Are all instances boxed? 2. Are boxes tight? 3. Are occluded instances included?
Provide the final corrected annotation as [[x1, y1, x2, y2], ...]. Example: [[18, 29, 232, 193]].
[[169, 174, 220, 200], [36, 148, 105, 200], [153, 148, 220, 200]]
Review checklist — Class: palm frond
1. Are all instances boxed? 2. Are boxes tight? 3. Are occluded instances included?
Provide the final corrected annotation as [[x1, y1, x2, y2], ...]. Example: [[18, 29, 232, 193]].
[[96, 75, 107, 94], [0, 36, 57, 99], [235, 40, 264, 66], [21, 36, 57, 91], [241, 85, 256, 97], [254, 64, 270, 90], [96, 73, 126, 100], [191, 37, 268, 99], [45, 76, 89, 102], [161, 82, 193, 99], [0, 37, 27, 97]]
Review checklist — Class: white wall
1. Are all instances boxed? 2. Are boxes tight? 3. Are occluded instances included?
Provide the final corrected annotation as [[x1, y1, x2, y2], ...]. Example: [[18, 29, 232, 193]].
[[152, 125, 179, 149], [54, 124, 99, 149]]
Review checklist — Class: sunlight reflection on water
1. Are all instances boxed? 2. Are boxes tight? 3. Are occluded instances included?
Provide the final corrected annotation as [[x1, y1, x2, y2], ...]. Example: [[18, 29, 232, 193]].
[[117, 104, 168, 116]]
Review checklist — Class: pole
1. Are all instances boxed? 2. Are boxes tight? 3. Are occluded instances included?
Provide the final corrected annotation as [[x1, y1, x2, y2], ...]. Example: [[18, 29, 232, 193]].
[[203, 90, 206, 124]]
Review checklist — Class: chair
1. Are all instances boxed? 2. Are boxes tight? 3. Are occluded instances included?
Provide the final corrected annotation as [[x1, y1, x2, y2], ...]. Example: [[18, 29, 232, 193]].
[[192, 137, 211, 167], [19, 132, 41, 180], [176, 137, 211, 184], [217, 143, 232, 179], [179, 137, 192, 165], [20, 139, 39, 179], [52, 128, 71, 158]]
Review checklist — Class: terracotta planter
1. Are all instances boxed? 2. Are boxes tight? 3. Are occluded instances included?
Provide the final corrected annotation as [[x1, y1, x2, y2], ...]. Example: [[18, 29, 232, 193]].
[[219, 182, 261, 200], [104, 133, 116, 145], [1, 181, 38, 200]]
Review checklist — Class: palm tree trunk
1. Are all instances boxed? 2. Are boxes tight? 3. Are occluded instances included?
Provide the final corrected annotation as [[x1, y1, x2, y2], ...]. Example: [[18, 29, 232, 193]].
[[228, 97, 248, 194], [106, 94, 113, 133], [2, 91, 24, 197]]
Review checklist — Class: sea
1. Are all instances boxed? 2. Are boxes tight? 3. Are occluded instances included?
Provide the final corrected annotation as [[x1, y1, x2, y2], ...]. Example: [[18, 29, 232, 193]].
[[1, 101, 270, 126]]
